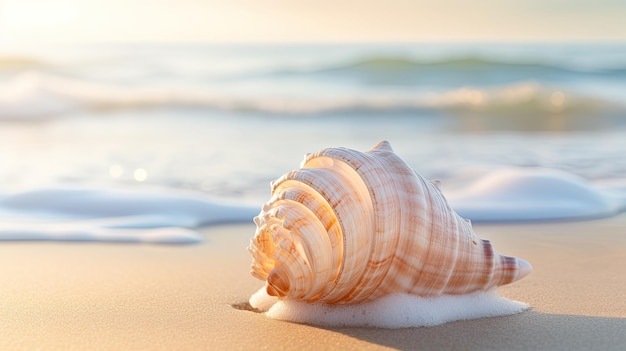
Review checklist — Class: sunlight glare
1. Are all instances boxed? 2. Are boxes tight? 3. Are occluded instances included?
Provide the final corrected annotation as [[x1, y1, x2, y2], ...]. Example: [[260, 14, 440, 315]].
[[134, 168, 148, 182]]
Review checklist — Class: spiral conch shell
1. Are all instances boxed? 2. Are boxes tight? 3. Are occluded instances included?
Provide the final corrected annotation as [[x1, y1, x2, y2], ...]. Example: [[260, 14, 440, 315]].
[[249, 141, 531, 304]]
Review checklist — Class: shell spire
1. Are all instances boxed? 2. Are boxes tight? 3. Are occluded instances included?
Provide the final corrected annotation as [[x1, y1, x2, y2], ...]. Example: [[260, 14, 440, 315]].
[[370, 140, 393, 152], [249, 141, 531, 304]]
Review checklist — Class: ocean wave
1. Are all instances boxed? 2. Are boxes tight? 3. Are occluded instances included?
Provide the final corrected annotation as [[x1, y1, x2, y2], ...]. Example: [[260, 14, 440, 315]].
[[272, 55, 626, 78], [0, 72, 622, 119]]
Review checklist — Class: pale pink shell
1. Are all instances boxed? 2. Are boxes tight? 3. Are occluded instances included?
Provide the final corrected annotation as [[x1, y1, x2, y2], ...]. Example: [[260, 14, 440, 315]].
[[248, 141, 531, 304]]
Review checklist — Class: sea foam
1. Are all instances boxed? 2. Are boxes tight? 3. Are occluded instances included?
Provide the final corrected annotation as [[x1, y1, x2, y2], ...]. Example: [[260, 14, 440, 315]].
[[249, 287, 529, 328], [447, 168, 621, 222], [0, 187, 258, 243]]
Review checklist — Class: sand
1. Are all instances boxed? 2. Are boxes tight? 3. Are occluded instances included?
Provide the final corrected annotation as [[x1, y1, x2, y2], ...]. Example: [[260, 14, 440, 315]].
[[1, 216, 625, 350]]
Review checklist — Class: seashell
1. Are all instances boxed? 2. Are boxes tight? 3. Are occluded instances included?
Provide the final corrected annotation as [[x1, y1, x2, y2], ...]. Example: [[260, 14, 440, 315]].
[[248, 141, 531, 304]]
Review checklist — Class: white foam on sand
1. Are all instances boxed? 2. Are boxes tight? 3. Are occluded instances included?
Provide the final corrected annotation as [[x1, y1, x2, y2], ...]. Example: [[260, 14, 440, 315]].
[[0, 187, 258, 244], [446, 168, 622, 222], [249, 287, 529, 328]]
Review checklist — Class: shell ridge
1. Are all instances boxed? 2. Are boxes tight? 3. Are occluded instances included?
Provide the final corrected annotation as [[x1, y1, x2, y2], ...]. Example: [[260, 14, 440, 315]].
[[308, 147, 404, 303], [279, 200, 334, 299], [255, 172, 345, 300], [270, 227, 311, 298], [434, 201, 462, 295], [405, 179, 443, 295], [481, 239, 497, 290], [273, 183, 343, 257], [343, 151, 407, 301], [303, 154, 377, 303], [283, 159, 374, 303]]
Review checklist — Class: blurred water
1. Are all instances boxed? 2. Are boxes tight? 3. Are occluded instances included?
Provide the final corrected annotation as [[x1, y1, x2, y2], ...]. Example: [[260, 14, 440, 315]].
[[1, 43, 625, 204]]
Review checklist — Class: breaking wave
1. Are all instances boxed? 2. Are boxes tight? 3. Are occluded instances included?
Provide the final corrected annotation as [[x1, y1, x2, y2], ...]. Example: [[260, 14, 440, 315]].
[[273, 55, 626, 77], [0, 72, 622, 119]]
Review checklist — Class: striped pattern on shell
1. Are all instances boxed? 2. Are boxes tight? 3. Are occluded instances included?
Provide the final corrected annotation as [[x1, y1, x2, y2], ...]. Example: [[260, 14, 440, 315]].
[[248, 141, 531, 304]]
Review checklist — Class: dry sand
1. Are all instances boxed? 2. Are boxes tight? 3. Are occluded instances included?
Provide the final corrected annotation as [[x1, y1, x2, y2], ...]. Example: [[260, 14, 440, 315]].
[[1, 216, 625, 350]]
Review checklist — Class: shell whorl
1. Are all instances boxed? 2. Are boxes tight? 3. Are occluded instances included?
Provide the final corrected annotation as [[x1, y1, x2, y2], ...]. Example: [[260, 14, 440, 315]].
[[249, 141, 531, 304]]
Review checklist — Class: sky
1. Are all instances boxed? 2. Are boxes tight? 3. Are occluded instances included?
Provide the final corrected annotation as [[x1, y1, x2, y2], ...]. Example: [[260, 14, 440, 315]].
[[1, 0, 625, 44]]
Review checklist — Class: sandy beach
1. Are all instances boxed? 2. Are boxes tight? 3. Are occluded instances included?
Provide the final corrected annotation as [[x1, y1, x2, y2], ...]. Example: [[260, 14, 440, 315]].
[[1, 215, 625, 351]]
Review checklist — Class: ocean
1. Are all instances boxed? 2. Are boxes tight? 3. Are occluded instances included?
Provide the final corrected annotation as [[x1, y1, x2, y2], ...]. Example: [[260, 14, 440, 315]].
[[1, 42, 625, 242]]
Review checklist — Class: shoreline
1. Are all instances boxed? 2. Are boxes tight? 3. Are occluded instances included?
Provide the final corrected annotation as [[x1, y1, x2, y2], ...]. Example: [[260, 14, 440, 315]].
[[1, 217, 625, 350]]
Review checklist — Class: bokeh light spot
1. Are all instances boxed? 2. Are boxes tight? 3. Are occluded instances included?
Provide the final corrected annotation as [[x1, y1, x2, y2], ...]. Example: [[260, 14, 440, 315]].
[[134, 168, 148, 182]]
